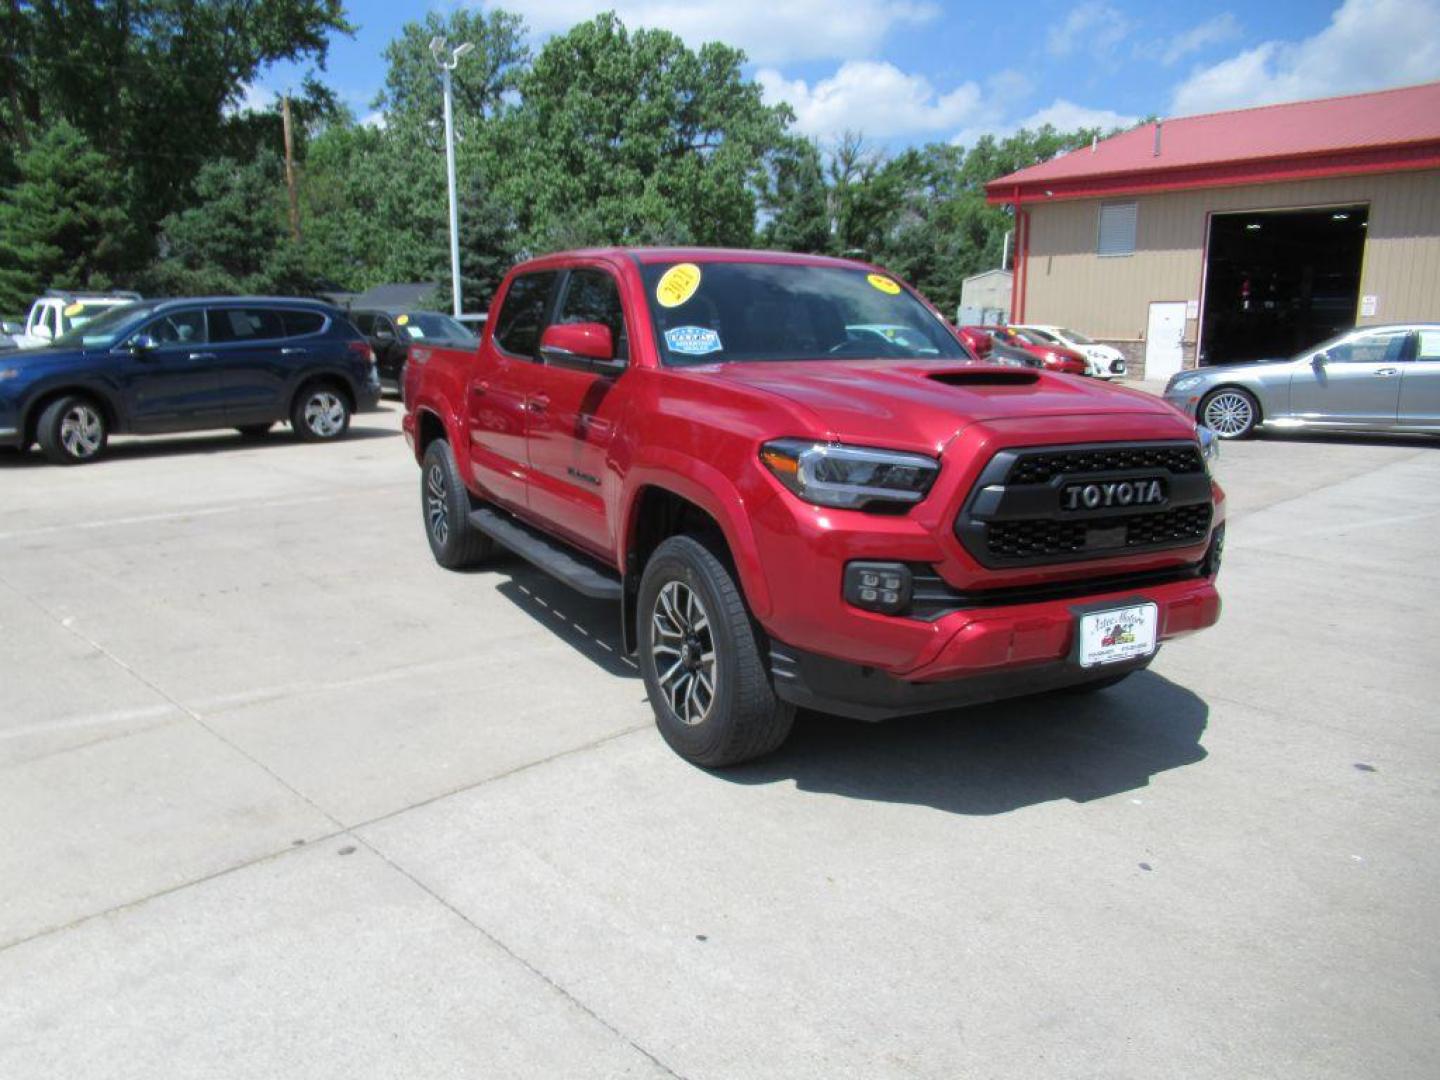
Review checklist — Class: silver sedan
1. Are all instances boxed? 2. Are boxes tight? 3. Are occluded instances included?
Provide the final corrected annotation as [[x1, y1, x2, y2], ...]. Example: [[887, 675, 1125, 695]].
[[1165, 324, 1440, 438]]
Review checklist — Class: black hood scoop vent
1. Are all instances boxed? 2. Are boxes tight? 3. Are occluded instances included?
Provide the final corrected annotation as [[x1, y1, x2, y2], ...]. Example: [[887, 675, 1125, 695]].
[[926, 370, 1040, 387]]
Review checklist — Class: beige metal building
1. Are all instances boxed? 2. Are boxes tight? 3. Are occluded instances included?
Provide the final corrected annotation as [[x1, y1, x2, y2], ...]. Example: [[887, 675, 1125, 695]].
[[988, 82, 1440, 380]]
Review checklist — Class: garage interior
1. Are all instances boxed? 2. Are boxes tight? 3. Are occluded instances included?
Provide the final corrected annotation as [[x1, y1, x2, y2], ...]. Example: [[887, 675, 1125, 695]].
[[1199, 204, 1369, 365]]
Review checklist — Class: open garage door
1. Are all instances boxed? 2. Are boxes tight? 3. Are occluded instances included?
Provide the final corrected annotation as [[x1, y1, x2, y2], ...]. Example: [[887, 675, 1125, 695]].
[[1199, 205, 1368, 365]]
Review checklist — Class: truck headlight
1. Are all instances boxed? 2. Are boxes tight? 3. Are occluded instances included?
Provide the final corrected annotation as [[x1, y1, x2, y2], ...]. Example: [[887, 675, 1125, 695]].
[[1197, 425, 1219, 471], [760, 439, 939, 510]]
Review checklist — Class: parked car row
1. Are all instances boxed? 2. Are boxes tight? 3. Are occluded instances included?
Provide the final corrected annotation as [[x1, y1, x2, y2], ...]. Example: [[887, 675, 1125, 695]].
[[350, 308, 477, 394], [957, 323, 1125, 378]]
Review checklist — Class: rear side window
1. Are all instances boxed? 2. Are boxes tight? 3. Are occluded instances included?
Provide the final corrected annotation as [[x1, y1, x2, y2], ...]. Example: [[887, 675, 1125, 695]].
[[556, 269, 628, 360], [210, 308, 283, 343], [494, 272, 557, 357], [281, 310, 325, 337]]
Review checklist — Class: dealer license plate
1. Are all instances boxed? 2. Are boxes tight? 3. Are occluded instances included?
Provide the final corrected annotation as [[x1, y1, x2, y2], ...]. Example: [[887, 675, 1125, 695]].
[[1077, 603, 1158, 668]]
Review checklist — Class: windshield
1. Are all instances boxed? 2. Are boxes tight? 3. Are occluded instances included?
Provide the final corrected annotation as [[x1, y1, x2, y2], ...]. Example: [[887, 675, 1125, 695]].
[[60, 301, 127, 335], [1057, 327, 1094, 345], [51, 303, 155, 348], [640, 261, 966, 366], [399, 312, 475, 344]]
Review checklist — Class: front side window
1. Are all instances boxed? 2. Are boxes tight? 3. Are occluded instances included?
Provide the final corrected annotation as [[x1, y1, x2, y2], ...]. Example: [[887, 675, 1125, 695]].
[[52, 303, 154, 348], [639, 261, 965, 367], [493, 272, 558, 357], [1417, 330, 1440, 360], [555, 269, 628, 360], [1058, 327, 1095, 345], [140, 310, 206, 346], [209, 308, 284, 343], [1324, 330, 1410, 364]]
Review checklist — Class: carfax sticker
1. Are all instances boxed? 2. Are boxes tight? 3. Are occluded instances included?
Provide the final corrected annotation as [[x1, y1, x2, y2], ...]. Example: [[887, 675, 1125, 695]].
[[866, 273, 902, 295], [664, 325, 722, 356], [656, 263, 702, 307]]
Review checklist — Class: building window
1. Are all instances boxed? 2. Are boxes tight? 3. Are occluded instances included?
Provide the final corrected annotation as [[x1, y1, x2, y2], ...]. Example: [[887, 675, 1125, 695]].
[[1098, 201, 1137, 256]]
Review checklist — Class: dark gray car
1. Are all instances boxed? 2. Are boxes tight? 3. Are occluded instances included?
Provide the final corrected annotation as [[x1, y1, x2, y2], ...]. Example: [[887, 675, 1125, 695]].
[[1165, 324, 1440, 438]]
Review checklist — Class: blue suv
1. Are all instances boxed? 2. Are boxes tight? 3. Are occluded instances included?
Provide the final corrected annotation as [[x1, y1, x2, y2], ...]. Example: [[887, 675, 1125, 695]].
[[0, 297, 382, 465]]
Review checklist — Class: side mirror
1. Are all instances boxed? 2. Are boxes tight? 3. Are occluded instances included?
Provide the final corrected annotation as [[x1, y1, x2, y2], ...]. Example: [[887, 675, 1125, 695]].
[[539, 322, 624, 375], [1311, 351, 1328, 366], [129, 333, 160, 354]]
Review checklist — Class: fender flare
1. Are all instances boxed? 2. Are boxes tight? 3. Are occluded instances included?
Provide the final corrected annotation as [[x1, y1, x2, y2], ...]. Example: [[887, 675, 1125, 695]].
[[20, 378, 128, 439]]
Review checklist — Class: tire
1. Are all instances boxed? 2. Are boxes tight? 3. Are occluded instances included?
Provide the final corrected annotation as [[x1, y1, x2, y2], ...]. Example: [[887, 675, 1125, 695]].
[[638, 535, 794, 767], [291, 382, 351, 442], [36, 395, 108, 465], [236, 423, 272, 439], [421, 439, 493, 569], [1200, 387, 1259, 439]]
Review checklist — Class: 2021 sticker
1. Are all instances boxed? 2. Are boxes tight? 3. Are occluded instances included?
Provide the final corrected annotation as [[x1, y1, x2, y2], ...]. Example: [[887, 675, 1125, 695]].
[[656, 263, 702, 308]]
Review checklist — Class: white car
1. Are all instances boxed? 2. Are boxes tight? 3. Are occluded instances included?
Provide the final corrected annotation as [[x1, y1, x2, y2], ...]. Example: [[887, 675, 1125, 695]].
[[1016, 324, 1126, 379], [15, 291, 141, 349]]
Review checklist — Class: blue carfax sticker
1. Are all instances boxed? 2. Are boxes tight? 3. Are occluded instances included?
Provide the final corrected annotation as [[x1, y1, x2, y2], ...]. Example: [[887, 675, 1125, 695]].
[[664, 325, 723, 356]]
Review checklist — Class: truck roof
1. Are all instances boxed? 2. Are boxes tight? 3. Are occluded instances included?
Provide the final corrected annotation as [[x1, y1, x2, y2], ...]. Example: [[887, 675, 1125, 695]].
[[518, 247, 879, 272]]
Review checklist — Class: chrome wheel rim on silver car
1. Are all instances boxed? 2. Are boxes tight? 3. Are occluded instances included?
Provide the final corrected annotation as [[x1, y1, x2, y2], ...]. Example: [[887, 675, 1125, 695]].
[[426, 463, 449, 546], [651, 581, 716, 726], [303, 392, 346, 437], [60, 404, 103, 459], [1202, 391, 1254, 437]]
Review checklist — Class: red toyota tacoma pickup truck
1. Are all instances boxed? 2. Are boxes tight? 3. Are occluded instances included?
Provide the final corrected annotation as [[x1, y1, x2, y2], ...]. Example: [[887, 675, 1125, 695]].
[[403, 249, 1223, 766]]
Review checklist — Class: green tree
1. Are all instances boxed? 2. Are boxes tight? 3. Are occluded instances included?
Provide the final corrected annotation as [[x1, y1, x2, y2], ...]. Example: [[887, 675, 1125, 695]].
[[147, 150, 308, 295], [374, 8, 529, 129], [760, 138, 831, 254], [0, 121, 134, 311], [499, 13, 790, 252]]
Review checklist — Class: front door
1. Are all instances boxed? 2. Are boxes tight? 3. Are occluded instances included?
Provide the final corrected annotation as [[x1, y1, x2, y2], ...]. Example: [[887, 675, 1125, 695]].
[[1145, 302, 1187, 381], [525, 267, 630, 557], [1288, 328, 1408, 426], [467, 270, 558, 512], [1399, 328, 1440, 426], [120, 308, 223, 431]]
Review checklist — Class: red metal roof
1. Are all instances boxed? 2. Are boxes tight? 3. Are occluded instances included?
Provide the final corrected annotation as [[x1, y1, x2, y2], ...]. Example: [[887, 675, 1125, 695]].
[[987, 81, 1440, 204]]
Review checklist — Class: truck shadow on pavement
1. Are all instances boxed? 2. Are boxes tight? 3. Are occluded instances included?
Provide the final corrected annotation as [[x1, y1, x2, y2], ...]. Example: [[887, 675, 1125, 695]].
[[493, 557, 1210, 814]]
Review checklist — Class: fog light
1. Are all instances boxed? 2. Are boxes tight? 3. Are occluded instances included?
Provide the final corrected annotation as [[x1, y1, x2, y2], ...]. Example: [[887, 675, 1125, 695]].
[[1202, 523, 1225, 579], [844, 561, 912, 615]]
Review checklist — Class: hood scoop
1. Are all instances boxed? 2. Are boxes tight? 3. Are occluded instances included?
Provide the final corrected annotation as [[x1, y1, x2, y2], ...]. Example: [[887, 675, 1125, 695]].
[[926, 370, 1039, 387]]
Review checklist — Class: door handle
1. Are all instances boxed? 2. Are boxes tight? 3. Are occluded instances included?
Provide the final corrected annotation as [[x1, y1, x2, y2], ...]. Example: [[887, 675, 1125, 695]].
[[471, 382, 488, 396], [1374, 368, 1399, 377], [527, 395, 550, 413], [281, 347, 307, 355], [188, 352, 217, 361]]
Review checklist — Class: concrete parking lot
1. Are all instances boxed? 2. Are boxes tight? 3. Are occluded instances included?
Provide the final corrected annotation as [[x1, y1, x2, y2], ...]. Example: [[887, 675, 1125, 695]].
[[2, 401, 1437, 1079]]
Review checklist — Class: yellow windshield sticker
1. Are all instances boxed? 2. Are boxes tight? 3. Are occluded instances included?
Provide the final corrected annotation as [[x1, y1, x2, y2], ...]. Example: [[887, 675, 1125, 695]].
[[396, 314, 409, 326], [656, 263, 702, 308], [63, 302, 85, 316], [867, 273, 901, 295]]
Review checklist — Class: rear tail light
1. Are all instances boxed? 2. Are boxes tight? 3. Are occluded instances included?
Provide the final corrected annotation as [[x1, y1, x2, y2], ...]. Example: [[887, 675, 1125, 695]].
[[347, 340, 376, 365]]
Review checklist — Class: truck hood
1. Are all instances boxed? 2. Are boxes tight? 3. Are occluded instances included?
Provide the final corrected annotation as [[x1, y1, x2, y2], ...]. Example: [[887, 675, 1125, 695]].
[[704, 359, 1184, 452]]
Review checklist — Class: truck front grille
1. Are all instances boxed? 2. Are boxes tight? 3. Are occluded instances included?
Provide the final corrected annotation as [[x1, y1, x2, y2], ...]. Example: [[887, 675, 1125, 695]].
[[956, 441, 1215, 568]]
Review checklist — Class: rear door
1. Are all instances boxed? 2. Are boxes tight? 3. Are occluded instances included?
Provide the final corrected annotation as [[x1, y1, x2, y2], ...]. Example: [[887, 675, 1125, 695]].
[[119, 308, 223, 431], [524, 266, 632, 556], [208, 307, 289, 422], [1399, 328, 1440, 426], [1288, 328, 1409, 426], [467, 270, 558, 512]]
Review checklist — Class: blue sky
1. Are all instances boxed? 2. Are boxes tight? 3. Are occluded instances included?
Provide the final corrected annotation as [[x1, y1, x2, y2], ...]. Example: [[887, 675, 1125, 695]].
[[255, 0, 1440, 147]]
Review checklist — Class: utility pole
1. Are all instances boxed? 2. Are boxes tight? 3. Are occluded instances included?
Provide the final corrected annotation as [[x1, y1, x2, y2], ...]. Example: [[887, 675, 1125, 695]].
[[282, 94, 301, 243], [430, 37, 474, 318]]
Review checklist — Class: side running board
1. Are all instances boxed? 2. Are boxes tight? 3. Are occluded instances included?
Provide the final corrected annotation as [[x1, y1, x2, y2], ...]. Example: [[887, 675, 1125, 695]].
[[468, 507, 623, 601]]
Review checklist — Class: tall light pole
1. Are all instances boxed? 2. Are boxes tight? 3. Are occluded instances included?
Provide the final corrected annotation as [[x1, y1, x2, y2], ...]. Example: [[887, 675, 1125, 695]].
[[430, 37, 474, 318]]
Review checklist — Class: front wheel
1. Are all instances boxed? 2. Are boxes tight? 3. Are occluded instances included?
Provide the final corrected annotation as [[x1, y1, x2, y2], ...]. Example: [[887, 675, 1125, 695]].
[[291, 383, 351, 442], [37, 395, 108, 465], [638, 535, 794, 767], [1200, 387, 1259, 439]]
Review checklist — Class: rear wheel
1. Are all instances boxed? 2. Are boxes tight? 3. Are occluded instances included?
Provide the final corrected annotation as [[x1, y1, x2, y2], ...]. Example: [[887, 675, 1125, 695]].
[[291, 383, 351, 441], [1200, 387, 1259, 439], [638, 535, 794, 767], [37, 395, 108, 465], [420, 439, 493, 569]]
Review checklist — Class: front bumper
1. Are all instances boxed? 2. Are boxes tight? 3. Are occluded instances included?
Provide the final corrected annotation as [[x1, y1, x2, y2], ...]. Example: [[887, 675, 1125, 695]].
[[1164, 390, 1202, 419], [358, 369, 383, 412], [769, 572, 1218, 720]]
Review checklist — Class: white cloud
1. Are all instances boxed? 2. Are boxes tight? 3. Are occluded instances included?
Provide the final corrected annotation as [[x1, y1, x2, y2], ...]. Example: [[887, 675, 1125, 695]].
[[1046, 2, 1131, 58], [228, 81, 276, 116], [952, 100, 1139, 148], [1170, 0, 1440, 115], [1157, 13, 1241, 66], [360, 110, 388, 131], [758, 61, 982, 140], [476, 0, 939, 65]]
